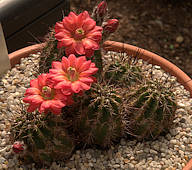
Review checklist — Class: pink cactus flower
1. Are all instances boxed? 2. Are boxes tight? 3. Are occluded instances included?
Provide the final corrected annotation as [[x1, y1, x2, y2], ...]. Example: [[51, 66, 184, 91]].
[[97, 1, 108, 17], [49, 54, 98, 94], [103, 19, 119, 34], [12, 141, 25, 154], [55, 11, 103, 57], [23, 74, 72, 114]]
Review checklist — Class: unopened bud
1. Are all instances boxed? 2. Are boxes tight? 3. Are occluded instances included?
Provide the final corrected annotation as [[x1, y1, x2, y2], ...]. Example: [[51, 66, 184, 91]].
[[103, 19, 119, 34], [97, 1, 108, 17], [12, 141, 24, 154]]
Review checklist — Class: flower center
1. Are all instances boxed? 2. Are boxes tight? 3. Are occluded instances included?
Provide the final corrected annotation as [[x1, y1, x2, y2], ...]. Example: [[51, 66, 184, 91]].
[[74, 28, 85, 40], [42, 86, 54, 100], [67, 67, 79, 82]]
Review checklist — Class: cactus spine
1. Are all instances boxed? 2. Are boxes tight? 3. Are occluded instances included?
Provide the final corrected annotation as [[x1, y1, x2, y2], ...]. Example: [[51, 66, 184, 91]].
[[124, 79, 177, 140], [39, 29, 65, 73], [103, 53, 143, 86], [65, 82, 124, 148], [11, 109, 74, 165]]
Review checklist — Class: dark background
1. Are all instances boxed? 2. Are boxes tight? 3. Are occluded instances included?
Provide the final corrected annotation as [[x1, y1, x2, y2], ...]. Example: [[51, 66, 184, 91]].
[[1, 0, 70, 53]]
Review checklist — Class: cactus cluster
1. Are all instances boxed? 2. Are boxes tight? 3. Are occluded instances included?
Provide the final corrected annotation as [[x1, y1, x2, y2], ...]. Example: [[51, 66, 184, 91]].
[[10, 1, 178, 167], [11, 45, 177, 165]]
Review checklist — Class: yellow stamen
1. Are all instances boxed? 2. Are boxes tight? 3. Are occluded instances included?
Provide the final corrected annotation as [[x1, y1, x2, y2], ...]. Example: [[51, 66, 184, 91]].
[[76, 28, 85, 35], [42, 86, 54, 100], [67, 67, 79, 82]]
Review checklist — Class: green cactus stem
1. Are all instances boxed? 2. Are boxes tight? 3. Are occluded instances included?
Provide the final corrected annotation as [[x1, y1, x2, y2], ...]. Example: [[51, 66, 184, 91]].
[[10, 109, 75, 165], [124, 79, 177, 140], [39, 29, 65, 73], [66, 82, 124, 148]]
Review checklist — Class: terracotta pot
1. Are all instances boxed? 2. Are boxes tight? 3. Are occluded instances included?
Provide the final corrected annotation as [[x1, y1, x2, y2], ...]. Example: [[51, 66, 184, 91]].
[[8, 43, 46, 67], [8, 41, 192, 170]]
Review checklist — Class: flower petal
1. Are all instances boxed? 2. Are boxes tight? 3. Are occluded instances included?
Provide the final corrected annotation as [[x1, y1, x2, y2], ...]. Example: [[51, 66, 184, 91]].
[[71, 82, 81, 93], [79, 77, 94, 83], [39, 101, 52, 113], [87, 31, 102, 41], [30, 79, 39, 89], [55, 21, 64, 30], [37, 74, 47, 88], [25, 88, 41, 96], [79, 60, 91, 72], [27, 104, 39, 112], [76, 12, 84, 27], [54, 81, 71, 89], [54, 90, 68, 100], [80, 68, 98, 76], [83, 38, 99, 50], [81, 11, 89, 19], [74, 42, 85, 55], [76, 56, 86, 71], [52, 61, 63, 70], [23, 95, 43, 104], [79, 82, 91, 90], [65, 45, 76, 56], [83, 19, 96, 32], [63, 13, 77, 31], [61, 57, 70, 71], [62, 38, 74, 46], [68, 54, 77, 68], [49, 69, 63, 76], [68, 12, 78, 19], [51, 100, 66, 109]]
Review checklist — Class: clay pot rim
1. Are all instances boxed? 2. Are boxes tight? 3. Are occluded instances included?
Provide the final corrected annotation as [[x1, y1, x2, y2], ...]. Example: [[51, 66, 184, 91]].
[[8, 41, 192, 169], [8, 41, 192, 98], [103, 41, 192, 98]]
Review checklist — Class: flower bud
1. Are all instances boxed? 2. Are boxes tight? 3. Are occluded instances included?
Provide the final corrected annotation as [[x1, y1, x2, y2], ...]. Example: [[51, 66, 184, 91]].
[[12, 141, 24, 154], [97, 1, 108, 17], [103, 19, 119, 33]]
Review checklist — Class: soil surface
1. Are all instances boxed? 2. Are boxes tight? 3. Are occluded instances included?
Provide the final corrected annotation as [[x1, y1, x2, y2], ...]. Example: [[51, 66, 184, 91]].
[[72, 0, 192, 78]]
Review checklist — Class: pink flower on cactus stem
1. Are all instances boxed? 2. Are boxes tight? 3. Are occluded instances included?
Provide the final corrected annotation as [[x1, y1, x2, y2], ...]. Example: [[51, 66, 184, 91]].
[[97, 1, 108, 17], [103, 19, 119, 33], [12, 141, 25, 154], [55, 11, 103, 57], [23, 74, 72, 114], [49, 54, 98, 94]]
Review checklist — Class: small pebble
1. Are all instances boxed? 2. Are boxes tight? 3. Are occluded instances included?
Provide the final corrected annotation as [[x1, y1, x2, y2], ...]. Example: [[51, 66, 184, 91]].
[[176, 36, 184, 43]]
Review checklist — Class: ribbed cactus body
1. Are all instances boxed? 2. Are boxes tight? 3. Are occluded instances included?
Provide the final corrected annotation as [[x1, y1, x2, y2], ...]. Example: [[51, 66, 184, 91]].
[[104, 58, 143, 86], [11, 111, 74, 164], [39, 30, 65, 73], [125, 80, 177, 140], [70, 83, 124, 148]]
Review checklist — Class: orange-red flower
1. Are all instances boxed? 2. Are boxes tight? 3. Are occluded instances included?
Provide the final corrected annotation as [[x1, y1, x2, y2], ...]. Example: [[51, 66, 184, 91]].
[[23, 74, 72, 114], [49, 54, 98, 94], [12, 141, 25, 154], [103, 19, 119, 33], [97, 1, 108, 17], [55, 11, 103, 57]]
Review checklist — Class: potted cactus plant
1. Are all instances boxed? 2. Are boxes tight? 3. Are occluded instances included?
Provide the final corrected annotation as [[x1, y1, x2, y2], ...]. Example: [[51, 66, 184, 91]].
[[5, 1, 192, 169]]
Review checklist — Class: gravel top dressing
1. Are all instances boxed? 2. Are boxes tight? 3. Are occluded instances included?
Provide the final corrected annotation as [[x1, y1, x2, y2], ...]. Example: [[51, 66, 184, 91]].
[[0, 53, 191, 170]]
